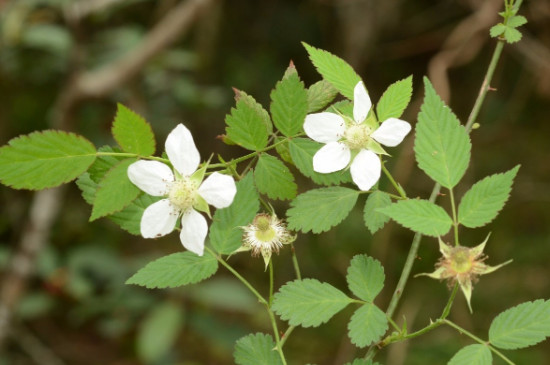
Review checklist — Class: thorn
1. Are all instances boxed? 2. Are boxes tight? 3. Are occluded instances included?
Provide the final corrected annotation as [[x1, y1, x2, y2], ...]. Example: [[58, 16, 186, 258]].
[[232, 87, 242, 100], [288, 60, 295, 68], [488, 86, 497, 91]]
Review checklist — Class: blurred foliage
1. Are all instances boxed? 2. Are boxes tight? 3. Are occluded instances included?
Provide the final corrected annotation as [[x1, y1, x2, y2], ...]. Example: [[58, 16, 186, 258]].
[[0, 0, 549, 364]]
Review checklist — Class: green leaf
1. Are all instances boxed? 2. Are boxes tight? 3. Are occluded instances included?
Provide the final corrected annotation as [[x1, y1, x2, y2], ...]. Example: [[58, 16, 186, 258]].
[[112, 104, 156, 156], [346, 255, 385, 302], [302, 42, 362, 100], [376, 76, 413, 121], [270, 70, 308, 137], [225, 92, 271, 151], [490, 24, 507, 38], [504, 27, 522, 43], [307, 80, 338, 113], [347, 303, 388, 348], [363, 191, 392, 234], [378, 199, 452, 237], [254, 154, 297, 200], [287, 187, 359, 234], [88, 146, 125, 183], [126, 251, 218, 288], [414, 78, 471, 188], [288, 138, 352, 186], [448, 344, 492, 365], [0, 130, 96, 190], [109, 194, 161, 235], [234, 333, 283, 365], [137, 302, 184, 364], [507, 15, 527, 28], [209, 173, 260, 254], [458, 165, 520, 228], [489, 299, 550, 350], [272, 279, 352, 327], [90, 158, 140, 221], [76, 172, 96, 205], [344, 360, 381, 365]]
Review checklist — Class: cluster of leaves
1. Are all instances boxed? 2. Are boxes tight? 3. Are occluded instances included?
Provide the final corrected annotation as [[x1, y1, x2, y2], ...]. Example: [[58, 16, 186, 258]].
[[490, 2, 528, 43]]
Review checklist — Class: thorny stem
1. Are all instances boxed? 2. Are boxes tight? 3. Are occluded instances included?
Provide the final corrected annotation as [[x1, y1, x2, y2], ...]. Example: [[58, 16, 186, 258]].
[[366, 14, 514, 357], [207, 248, 287, 364]]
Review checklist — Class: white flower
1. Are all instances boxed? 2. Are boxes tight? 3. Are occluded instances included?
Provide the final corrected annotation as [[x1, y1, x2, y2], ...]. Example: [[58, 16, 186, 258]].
[[303, 81, 412, 191], [127, 124, 237, 256]]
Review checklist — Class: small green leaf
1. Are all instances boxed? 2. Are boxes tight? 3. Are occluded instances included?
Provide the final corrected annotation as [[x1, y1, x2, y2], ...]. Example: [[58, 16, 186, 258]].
[[112, 104, 156, 156], [234, 333, 283, 365], [88, 146, 125, 183], [307, 80, 338, 113], [90, 158, 140, 221], [254, 154, 297, 200], [414, 78, 471, 188], [288, 138, 352, 186], [0, 130, 96, 190], [489, 299, 550, 350], [376, 76, 413, 121], [507, 15, 527, 27], [109, 194, 161, 235], [347, 303, 388, 348], [458, 165, 519, 228], [448, 344, 492, 365], [137, 302, 184, 364], [126, 251, 218, 288], [287, 187, 359, 234], [225, 92, 271, 151], [270, 70, 308, 137], [209, 173, 260, 254], [76, 172, 96, 205], [302, 42, 362, 100], [363, 191, 392, 234], [378, 199, 452, 237], [490, 24, 507, 38], [504, 27, 522, 43], [346, 255, 385, 302], [272, 279, 352, 327]]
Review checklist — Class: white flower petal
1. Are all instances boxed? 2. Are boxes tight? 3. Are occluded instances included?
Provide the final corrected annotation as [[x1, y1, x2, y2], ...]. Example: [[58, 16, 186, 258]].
[[140, 199, 179, 238], [303, 113, 346, 143], [312, 142, 351, 173], [350, 149, 381, 191], [353, 81, 372, 124], [128, 160, 173, 196], [198, 172, 237, 209], [180, 209, 208, 256], [371, 118, 412, 147], [165, 123, 200, 176]]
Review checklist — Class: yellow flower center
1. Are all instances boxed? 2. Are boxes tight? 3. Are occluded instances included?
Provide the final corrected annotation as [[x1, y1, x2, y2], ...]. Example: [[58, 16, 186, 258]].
[[449, 247, 474, 274], [254, 215, 277, 243], [344, 124, 372, 150], [168, 178, 199, 210]]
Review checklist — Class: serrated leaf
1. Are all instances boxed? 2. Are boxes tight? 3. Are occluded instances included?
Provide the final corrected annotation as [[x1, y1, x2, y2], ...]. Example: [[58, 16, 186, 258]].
[[448, 344, 492, 365], [112, 104, 156, 156], [126, 251, 218, 288], [507, 15, 527, 28], [90, 158, 140, 221], [76, 172, 96, 205], [490, 24, 507, 38], [347, 303, 388, 348], [346, 255, 385, 302], [458, 165, 519, 228], [288, 138, 352, 186], [414, 78, 471, 188], [254, 154, 297, 200], [307, 80, 338, 113], [303, 42, 362, 100], [504, 27, 522, 43], [88, 146, 125, 183], [363, 191, 392, 234], [225, 93, 271, 151], [234, 333, 283, 365], [270, 71, 308, 137], [209, 174, 260, 254], [272, 279, 352, 328], [376, 76, 413, 121], [137, 302, 184, 364], [489, 299, 550, 350], [0, 130, 96, 190], [109, 194, 161, 235], [378, 199, 452, 237], [287, 187, 359, 234]]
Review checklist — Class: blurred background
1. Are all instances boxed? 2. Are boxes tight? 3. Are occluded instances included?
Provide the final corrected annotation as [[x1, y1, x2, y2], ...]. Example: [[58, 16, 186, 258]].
[[0, 0, 549, 364]]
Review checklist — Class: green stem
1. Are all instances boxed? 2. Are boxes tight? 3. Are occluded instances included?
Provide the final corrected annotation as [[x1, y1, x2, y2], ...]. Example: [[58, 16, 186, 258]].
[[268, 260, 274, 307], [290, 243, 302, 280], [443, 320, 515, 365], [96, 151, 169, 163], [280, 325, 295, 348], [382, 162, 407, 199], [207, 137, 290, 169], [448, 188, 460, 246]]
